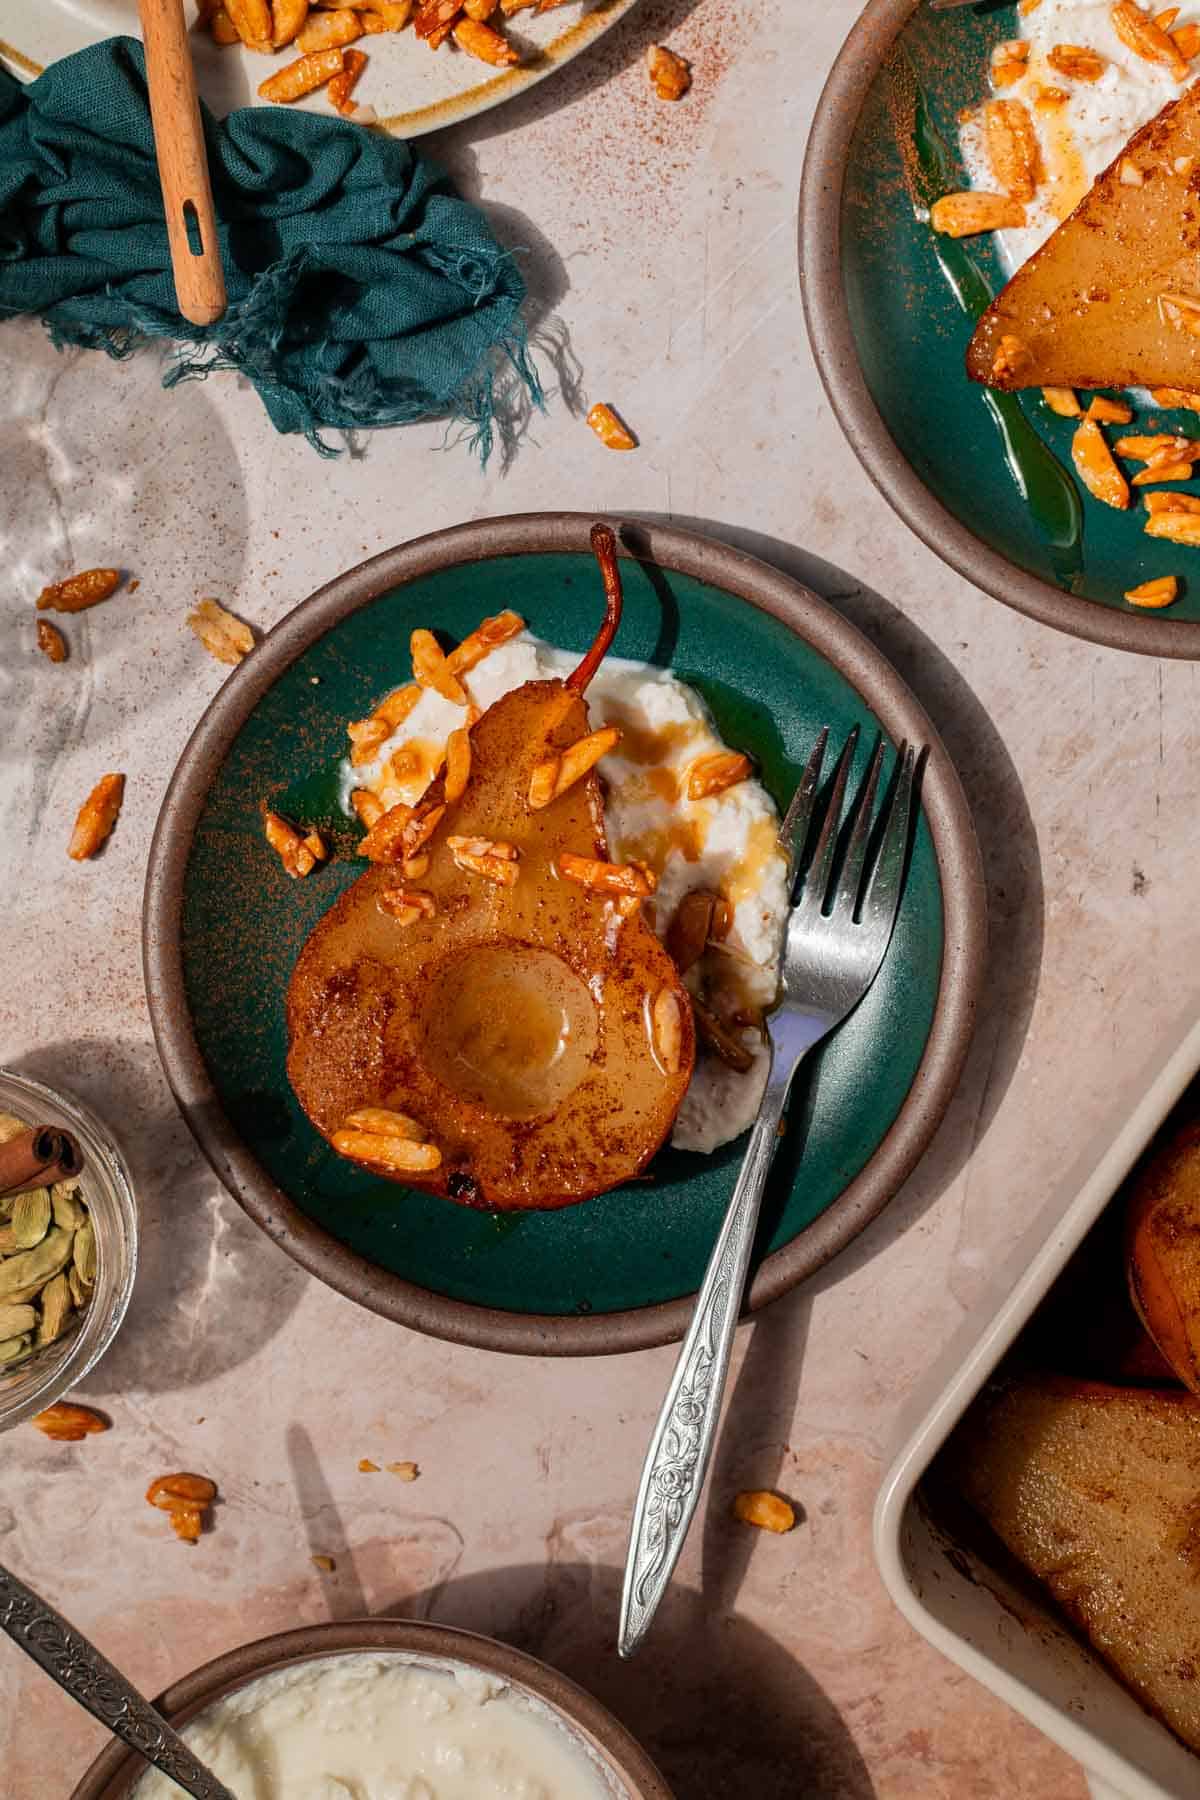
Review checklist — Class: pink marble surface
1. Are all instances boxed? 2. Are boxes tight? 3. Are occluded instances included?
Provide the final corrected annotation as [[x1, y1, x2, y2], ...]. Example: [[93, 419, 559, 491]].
[[6, 0, 1200, 1792]]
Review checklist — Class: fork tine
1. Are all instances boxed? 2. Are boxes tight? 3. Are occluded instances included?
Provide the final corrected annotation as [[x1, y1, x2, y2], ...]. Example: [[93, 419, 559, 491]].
[[797, 726, 859, 913], [831, 737, 887, 916], [860, 744, 918, 934], [778, 726, 829, 885]]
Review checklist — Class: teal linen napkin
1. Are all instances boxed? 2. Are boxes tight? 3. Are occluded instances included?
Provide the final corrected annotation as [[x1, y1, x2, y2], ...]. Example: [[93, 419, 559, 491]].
[[0, 36, 540, 454]]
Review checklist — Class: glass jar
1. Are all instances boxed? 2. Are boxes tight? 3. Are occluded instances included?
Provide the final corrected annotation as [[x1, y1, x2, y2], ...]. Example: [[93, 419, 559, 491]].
[[0, 1068, 137, 1432]]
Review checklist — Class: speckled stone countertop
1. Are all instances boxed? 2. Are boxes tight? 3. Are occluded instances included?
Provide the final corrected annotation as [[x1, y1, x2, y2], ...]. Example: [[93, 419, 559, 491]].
[[3, 2, 1198, 1794]]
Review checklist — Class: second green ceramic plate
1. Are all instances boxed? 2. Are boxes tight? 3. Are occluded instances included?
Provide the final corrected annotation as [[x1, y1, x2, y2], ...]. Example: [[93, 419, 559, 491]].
[[801, 0, 1200, 656], [144, 514, 984, 1354]]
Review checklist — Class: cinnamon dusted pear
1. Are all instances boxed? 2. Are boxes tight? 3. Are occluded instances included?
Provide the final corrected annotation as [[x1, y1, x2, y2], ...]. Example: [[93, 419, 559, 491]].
[[286, 526, 695, 1211], [968, 82, 1200, 393]]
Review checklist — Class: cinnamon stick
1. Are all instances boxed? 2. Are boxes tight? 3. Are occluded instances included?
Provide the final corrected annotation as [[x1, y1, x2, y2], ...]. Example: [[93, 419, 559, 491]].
[[0, 1125, 84, 1198]]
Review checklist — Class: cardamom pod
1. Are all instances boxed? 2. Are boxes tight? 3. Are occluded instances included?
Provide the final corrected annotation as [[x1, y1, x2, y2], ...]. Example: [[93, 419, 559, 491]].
[[0, 1227, 74, 1300], [0, 1112, 27, 1145], [0, 1304, 37, 1339], [35, 1273, 73, 1347], [11, 1188, 51, 1251], [68, 1264, 91, 1310], [51, 1182, 87, 1232], [0, 1333, 33, 1365], [73, 1220, 96, 1288]]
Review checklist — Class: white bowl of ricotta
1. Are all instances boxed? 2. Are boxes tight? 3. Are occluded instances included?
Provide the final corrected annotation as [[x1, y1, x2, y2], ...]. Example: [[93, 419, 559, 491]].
[[73, 1621, 673, 1800]]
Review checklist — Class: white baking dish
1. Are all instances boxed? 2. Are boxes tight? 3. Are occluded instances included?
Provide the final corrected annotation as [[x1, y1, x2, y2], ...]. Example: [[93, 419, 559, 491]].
[[874, 1008, 1200, 1800]]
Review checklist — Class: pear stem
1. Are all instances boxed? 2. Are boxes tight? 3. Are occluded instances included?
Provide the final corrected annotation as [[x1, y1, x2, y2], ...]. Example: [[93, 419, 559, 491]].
[[566, 523, 623, 695]]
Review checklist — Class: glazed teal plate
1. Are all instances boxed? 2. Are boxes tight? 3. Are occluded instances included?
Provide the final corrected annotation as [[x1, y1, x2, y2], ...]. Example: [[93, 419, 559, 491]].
[[144, 515, 984, 1354], [801, 0, 1200, 656]]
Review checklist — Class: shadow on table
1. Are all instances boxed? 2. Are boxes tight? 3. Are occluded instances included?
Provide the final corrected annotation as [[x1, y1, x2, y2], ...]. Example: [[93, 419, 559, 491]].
[[12, 1034, 307, 1397], [385, 1559, 877, 1800]]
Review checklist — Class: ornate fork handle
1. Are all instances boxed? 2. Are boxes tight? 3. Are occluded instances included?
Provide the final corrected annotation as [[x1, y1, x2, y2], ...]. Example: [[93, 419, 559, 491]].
[[619, 1073, 794, 1659], [0, 1560, 238, 1800]]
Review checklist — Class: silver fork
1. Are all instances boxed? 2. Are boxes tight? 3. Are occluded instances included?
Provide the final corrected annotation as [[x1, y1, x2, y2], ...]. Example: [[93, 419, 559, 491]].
[[618, 726, 918, 1658]]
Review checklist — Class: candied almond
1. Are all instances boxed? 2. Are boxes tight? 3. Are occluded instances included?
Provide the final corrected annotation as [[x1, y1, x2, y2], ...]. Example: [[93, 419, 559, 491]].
[[443, 728, 471, 805], [558, 852, 656, 896], [328, 47, 369, 115], [264, 808, 323, 878], [342, 1107, 425, 1139], [1087, 395, 1133, 424], [36, 620, 68, 662], [687, 751, 752, 801], [1124, 575, 1180, 606], [1174, 19, 1200, 55], [445, 609, 525, 676], [68, 773, 125, 861], [733, 1490, 796, 1533], [358, 800, 414, 862], [992, 333, 1031, 381], [930, 191, 1025, 236], [1146, 509, 1200, 543], [1047, 42, 1106, 78], [411, 628, 468, 705], [1042, 386, 1081, 417], [1115, 432, 1196, 459], [378, 887, 437, 925], [332, 1126, 442, 1172], [258, 46, 347, 103], [373, 682, 422, 730], [400, 802, 446, 860], [388, 1460, 420, 1480], [447, 834, 519, 886], [587, 402, 637, 451], [37, 568, 121, 613], [528, 725, 621, 809], [147, 1472, 217, 1510], [312, 1554, 337, 1572], [1132, 460, 1195, 484], [985, 98, 1040, 200], [1111, 0, 1190, 77], [31, 1401, 108, 1441], [666, 890, 717, 974], [271, 0, 308, 46], [187, 598, 254, 666], [1071, 419, 1129, 508], [1144, 489, 1200, 512], [351, 788, 384, 828], [647, 43, 691, 100], [453, 16, 518, 61]]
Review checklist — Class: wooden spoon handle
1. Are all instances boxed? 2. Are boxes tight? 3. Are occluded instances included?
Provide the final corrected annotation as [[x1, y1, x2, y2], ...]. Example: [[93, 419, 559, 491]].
[[139, 0, 227, 327]]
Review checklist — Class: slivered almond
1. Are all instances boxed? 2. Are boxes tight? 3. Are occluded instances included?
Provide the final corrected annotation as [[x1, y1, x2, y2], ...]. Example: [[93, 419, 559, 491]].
[[687, 751, 752, 801], [1144, 489, 1200, 512], [1124, 575, 1180, 606], [1146, 509, 1200, 543], [1112, 0, 1191, 73], [400, 803, 446, 859], [1042, 386, 1081, 416], [1115, 433, 1197, 459], [264, 808, 321, 877], [1132, 460, 1195, 483], [651, 989, 684, 1075], [1087, 395, 1133, 423], [930, 192, 1026, 236], [1047, 42, 1106, 77], [452, 15, 518, 60], [528, 726, 621, 809], [992, 333, 1031, 381], [342, 1108, 424, 1138], [445, 610, 525, 676], [378, 888, 436, 924], [447, 835, 519, 886], [1174, 19, 1200, 55], [331, 1128, 442, 1172], [358, 801, 415, 862], [1071, 419, 1130, 508], [985, 99, 1041, 201], [411, 629, 467, 705], [348, 716, 390, 766], [352, 792, 385, 831], [443, 728, 471, 804], [373, 683, 422, 729], [557, 853, 656, 896], [1151, 387, 1200, 410]]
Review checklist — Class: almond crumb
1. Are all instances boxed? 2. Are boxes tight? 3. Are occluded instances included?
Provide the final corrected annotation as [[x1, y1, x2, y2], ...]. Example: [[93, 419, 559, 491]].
[[358, 1458, 380, 1473], [311, 1554, 337, 1572], [387, 1460, 420, 1481]]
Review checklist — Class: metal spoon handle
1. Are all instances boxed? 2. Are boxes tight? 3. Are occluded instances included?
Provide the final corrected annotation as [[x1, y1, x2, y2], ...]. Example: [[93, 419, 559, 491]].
[[619, 1079, 791, 1658], [0, 1559, 237, 1800]]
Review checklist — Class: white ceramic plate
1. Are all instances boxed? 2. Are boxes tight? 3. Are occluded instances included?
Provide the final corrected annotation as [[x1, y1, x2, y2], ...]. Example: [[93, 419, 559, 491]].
[[873, 1007, 1200, 1800], [0, 0, 639, 137]]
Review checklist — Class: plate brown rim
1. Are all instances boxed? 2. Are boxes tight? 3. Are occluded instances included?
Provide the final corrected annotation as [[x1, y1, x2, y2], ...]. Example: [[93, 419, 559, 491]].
[[71, 1617, 673, 1799], [798, 0, 1200, 659], [142, 511, 986, 1356]]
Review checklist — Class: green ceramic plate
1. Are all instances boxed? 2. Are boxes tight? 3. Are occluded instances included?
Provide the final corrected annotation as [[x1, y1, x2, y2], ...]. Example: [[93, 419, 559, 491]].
[[801, 0, 1200, 656], [144, 514, 984, 1355]]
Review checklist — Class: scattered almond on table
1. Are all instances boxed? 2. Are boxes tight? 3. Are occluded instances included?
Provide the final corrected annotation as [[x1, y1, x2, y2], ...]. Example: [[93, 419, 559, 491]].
[[733, 1490, 796, 1533], [187, 598, 256, 666], [312, 1553, 337, 1572], [647, 43, 690, 100], [387, 1460, 420, 1480], [358, 1457, 381, 1472], [587, 402, 637, 451], [264, 809, 328, 878], [36, 621, 68, 663], [37, 569, 123, 614], [146, 1472, 218, 1543], [68, 774, 125, 862], [31, 1402, 109, 1441]]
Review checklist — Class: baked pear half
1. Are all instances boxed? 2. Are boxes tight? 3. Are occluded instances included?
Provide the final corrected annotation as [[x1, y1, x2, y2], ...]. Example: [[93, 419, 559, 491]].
[[286, 525, 696, 1211], [968, 82, 1200, 393]]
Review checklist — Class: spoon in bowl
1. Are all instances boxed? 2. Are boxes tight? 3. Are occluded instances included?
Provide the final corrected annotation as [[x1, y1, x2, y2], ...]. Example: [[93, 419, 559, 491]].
[[0, 1558, 236, 1799]]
